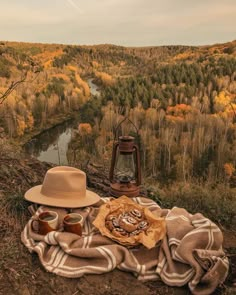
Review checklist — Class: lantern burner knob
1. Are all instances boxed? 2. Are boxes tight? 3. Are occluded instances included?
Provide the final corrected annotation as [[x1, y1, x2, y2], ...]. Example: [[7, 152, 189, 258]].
[[118, 175, 133, 184]]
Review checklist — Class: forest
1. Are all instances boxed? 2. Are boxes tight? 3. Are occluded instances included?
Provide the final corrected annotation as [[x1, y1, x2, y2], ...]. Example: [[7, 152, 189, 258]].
[[74, 44, 236, 187], [0, 40, 236, 188]]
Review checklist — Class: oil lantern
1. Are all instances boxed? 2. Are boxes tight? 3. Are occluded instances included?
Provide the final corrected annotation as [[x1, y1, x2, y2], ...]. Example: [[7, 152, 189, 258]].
[[109, 135, 141, 198]]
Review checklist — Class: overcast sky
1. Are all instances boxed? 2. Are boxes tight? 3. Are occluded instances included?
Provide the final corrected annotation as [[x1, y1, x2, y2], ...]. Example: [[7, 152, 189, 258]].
[[0, 0, 235, 46]]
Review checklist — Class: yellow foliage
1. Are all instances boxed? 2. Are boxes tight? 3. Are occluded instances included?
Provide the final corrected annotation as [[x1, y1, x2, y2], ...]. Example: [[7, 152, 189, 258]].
[[5, 92, 17, 108], [35, 49, 63, 64], [27, 113, 34, 130], [16, 115, 26, 136], [75, 74, 90, 97], [67, 65, 78, 72], [95, 71, 114, 86], [75, 74, 83, 84], [0, 87, 17, 108], [0, 86, 8, 94], [145, 108, 158, 129], [52, 73, 70, 82], [73, 87, 83, 95], [150, 99, 160, 109], [44, 60, 52, 68], [173, 52, 195, 61], [214, 91, 231, 112]]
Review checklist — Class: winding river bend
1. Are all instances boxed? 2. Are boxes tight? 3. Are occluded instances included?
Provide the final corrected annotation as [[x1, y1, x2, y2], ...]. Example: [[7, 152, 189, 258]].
[[24, 79, 100, 165]]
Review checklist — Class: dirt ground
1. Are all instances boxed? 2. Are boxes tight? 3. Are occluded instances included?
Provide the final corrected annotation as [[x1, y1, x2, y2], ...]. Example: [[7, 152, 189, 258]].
[[0, 156, 235, 295], [0, 222, 235, 295]]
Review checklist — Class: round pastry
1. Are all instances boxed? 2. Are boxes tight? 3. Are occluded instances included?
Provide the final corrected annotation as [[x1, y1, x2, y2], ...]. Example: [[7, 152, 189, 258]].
[[112, 227, 128, 238], [105, 217, 120, 231], [105, 220, 113, 231], [119, 216, 138, 233], [129, 208, 143, 220], [119, 212, 130, 219], [137, 220, 149, 231], [129, 229, 142, 236], [106, 214, 118, 222]]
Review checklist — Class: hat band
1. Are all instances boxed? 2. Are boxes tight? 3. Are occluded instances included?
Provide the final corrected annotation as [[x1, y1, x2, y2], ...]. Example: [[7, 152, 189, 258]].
[[41, 186, 86, 199]]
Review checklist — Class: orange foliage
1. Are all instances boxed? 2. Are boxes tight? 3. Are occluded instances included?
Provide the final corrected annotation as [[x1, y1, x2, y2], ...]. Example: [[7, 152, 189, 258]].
[[224, 163, 235, 178], [78, 123, 92, 136], [166, 115, 184, 123], [92, 61, 99, 68], [119, 61, 126, 66], [167, 104, 192, 116]]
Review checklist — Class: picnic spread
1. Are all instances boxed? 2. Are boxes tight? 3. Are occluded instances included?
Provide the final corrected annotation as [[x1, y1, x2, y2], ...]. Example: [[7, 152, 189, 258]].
[[21, 166, 229, 295]]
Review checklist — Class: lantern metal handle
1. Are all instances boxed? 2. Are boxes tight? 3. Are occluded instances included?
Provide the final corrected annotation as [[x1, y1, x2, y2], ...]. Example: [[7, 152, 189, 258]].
[[114, 117, 139, 141], [109, 142, 119, 182], [134, 144, 141, 185]]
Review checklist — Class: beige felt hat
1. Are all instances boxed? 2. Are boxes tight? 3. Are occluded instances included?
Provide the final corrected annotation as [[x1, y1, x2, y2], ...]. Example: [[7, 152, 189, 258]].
[[24, 166, 101, 208]]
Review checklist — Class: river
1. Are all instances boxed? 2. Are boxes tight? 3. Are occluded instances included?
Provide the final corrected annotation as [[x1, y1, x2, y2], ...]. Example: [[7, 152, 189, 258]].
[[24, 79, 100, 165], [87, 78, 100, 97]]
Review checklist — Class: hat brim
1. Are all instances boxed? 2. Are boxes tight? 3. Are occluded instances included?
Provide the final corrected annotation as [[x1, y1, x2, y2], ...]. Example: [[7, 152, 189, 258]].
[[24, 185, 101, 208]]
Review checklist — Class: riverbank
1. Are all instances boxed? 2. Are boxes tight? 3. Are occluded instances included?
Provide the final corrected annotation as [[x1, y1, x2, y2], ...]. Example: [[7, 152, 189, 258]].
[[19, 111, 77, 147], [17, 77, 100, 154]]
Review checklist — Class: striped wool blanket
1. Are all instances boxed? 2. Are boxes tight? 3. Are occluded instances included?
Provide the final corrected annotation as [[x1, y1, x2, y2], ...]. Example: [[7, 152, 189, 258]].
[[21, 197, 229, 295]]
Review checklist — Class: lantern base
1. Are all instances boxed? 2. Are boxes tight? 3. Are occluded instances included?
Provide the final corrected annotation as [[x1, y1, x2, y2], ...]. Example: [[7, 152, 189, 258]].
[[110, 183, 140, 198]]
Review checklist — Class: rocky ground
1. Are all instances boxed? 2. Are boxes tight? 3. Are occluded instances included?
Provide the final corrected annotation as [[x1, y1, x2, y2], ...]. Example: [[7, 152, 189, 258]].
[[0, 155, 235, 295]]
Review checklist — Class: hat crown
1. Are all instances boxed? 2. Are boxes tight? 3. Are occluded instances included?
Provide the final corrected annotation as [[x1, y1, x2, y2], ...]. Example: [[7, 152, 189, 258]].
[[41, 166, 86, 199], [24, 166, 100, 208]]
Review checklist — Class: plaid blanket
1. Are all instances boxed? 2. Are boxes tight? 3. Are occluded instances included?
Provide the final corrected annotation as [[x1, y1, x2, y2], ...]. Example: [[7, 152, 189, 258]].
[[21, 197, 229, 295]]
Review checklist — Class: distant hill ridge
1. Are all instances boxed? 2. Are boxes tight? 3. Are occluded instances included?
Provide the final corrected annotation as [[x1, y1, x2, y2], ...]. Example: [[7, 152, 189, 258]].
[[0, 38, 235, 138]]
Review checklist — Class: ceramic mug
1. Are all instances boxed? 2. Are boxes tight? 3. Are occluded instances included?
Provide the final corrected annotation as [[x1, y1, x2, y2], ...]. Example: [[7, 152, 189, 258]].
[[63, 213, 83, 236], [32, 211, 59, 235]]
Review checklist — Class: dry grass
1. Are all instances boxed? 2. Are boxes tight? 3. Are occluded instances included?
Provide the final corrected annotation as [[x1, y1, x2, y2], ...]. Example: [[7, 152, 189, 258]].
[[146, 181, 236, 229], [0, 193, 30, 228]]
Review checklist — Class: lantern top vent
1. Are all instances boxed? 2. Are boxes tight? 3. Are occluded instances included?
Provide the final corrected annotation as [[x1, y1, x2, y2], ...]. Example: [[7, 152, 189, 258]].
[[118, 136, 135, 153], [119, 136, 134, 142]]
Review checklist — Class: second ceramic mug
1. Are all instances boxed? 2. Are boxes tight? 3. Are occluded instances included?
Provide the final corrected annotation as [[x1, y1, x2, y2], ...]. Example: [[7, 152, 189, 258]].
[[32, 211, 59, 235], [63, 213, 83, 235]]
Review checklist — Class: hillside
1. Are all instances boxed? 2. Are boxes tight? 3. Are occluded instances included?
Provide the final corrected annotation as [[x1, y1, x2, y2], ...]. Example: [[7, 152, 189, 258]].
[[1, 39, 236, 186], [0, 39, 235, 134], [0, 40, 236, 294]]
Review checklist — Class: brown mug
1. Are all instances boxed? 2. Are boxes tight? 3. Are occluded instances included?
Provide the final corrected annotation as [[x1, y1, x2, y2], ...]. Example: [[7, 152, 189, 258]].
[[63, 213, 83, 236], [32, 211, 59, 235]]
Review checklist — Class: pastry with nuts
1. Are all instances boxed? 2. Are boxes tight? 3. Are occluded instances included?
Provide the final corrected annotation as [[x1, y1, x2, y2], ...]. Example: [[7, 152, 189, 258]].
[[119, 216, 138, 233], [112, 227, 128, 238], [137, 220, 149, 231], [129, 208, 143, 220], [105, 208, 150, 238]]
